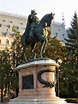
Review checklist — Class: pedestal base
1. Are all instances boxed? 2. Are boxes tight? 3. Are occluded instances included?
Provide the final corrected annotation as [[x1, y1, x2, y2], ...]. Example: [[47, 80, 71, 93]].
[[8, 97, 67, 104], [8, 58, 67, 104]]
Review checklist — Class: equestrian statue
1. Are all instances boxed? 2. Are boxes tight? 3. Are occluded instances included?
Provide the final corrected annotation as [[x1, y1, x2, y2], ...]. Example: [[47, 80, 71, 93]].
[[21, 10, 55, 61]]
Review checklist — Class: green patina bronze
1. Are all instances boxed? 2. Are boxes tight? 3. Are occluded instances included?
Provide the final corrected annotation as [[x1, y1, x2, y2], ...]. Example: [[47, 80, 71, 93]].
[[21, 10, 55, 61]]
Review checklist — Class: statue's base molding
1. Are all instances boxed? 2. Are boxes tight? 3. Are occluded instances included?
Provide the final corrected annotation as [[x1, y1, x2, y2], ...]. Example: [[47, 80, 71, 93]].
[[8, 97, 67, 104]]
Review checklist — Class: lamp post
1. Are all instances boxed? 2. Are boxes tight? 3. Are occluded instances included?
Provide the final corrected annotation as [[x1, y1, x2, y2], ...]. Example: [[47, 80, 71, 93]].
[[56, 58, 62, 97]]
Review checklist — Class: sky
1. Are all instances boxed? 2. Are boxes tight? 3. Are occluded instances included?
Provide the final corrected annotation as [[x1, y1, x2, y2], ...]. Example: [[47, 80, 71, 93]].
[[0, 0, 78, 28]]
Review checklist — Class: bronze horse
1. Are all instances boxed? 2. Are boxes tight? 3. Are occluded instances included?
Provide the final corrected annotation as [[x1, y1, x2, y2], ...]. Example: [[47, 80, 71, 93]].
[[21, 13, 55, 60]]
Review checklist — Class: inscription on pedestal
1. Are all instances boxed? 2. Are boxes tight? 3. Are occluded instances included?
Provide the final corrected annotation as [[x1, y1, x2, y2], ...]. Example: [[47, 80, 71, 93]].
[[22, 75, 34, 89]]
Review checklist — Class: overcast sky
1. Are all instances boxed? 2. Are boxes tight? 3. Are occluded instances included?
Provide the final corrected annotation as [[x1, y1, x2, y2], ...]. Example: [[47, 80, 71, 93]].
[[0, 0, 78, 28]]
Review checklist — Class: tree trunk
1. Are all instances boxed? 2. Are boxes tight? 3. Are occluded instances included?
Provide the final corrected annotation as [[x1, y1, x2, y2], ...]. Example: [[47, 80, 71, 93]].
[[1, 78, 3, 102]]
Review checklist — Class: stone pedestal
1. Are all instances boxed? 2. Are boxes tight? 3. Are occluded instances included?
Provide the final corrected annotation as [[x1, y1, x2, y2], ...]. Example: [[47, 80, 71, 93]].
[[8, 58, 67, 104]]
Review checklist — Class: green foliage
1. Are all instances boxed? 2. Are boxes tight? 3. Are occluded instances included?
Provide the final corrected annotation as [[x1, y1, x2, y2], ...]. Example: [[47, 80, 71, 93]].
[[65, 11, 78, 69], [0, 49, 11, 87], [59, 65, 78, 98], [0, 49, 11, 101], [10, 26, 23, 68], [9, 27, 23, 95], [60, 12, 78, 98], [0, 27, 22, 100], [44, 36, 65, 61]]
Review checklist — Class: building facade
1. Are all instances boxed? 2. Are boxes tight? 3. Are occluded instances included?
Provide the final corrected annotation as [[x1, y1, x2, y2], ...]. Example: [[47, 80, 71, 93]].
[[0, 12, 27, 50], [51, 21, 67, 42], [0, 12, 67, 50]]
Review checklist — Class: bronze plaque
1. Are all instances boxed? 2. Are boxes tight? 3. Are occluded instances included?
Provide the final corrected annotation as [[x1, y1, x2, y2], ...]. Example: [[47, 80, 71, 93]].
[[22, 75, 34, 89]]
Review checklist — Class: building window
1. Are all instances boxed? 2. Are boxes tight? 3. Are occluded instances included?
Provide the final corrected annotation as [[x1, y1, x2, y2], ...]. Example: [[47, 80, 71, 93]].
[[9, 21, 12, 23], [6, 39, 9, 44], [2, 32, 6, 36], [20, 22, 23, 25], [62, 34, 65, 36], [9, 33, 14, 37], [3, 25, 10, 28], [0, 39, 1, 44], [2, 20, 5, 22], [58, 29, 60, 31], [15, 26, 19, 30], [55, 32, 58, 37], [0, 23, 2, 27], [8, 25, 10, 28]]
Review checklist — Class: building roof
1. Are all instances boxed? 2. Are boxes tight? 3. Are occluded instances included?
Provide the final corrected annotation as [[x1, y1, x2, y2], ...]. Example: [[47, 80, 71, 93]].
[[0, 11, 27, 19]]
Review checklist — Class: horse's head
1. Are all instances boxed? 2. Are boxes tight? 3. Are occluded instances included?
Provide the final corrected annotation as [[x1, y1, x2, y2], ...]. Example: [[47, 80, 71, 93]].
[[46, 13, 55, 27], [51, 12, 55, 19], [40, 13, 55, 27]]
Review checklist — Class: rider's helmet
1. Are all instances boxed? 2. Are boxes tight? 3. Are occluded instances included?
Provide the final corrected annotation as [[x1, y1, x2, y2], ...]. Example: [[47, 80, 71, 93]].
[[31, 10, 37, 15]]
